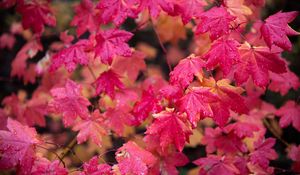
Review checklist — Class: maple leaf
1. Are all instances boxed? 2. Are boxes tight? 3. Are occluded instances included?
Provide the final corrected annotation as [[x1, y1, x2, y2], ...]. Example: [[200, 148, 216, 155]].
[[224, 0, 252, 23], [116, 141, 157, 175], [104, 108, 135, 136], [0, 118, 40, 174], [169, 54, 205, 88], [73, 110, 107, 146], [159, 84, 183, 104], [11, 39, 43, 79], [195, 6, 235, 40], [249, 138, 277, 168], [16, 0, 56, 35], [80, 156, 112, 175], [112, 50, 146, 82], [234, 42, 286, 87], [97, 0, 140, 26], [48, 79, 91, 127], [269, 70, 300, 96], [95, 29, 133, 65], [139, 0, 175, 19], [31, 157, 68, 175], [131, 87, 162, 125], [224, 121, 260, 138], [23, 97, 47, 127], [145, 109, 192, 152], [71, 0, 101, 37], [0, 33, 15, 50], [275, 101, 300, 132], [94, 69, 125, 99], [149, 151, 189, 174], [203, 38, 241, 76], [175, 0, 206, 24], [261, 11, 299, 51], [194, 155, 240, 175], [179, 87, 219, 127], [201, 78, 249, 126], [288, 145, 300, 162], [49, 40, 90, 72]]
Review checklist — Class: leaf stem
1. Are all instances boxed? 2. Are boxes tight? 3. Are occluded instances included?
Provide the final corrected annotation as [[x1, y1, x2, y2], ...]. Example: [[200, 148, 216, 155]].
[[263, 118, 290, 147]]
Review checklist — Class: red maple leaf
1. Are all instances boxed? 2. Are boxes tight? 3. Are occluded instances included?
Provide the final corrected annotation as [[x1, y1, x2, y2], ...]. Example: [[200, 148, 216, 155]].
[[112, 50, 146, 82], [73, 110, 108, 146], [139, 0, 175, 18], [194, 155, 240, 175], [169, 54, 205, 89], [94, 69, 125, 99], [11, 39, 43, 79], [95, 29, 133, 65], [31, 157, 68, 175], [49, 40, 90, 72], [249, 138, 278, 168], [261, 11, 299, 51], [269, 70, 300, 96], [275, 101, 300, 132], [80, 156, 112, 175], [179, 87, 219, 127], [71, 0, 101, 37], [16, 0, 56, 35], [145, 109, 192, 152], [97, 0, 140, 26], [175, 0, 206, 24], [203, 38, 241, 76], [0, 118, 41, 174], [202, 127, 247, 154], [116, 141, 157, 175], [195, 6, 235, 40], [234, 42, 286, 87], [201, 78, 249, 126], [131, 87, 162, 125], [48, 79, 91, 127]]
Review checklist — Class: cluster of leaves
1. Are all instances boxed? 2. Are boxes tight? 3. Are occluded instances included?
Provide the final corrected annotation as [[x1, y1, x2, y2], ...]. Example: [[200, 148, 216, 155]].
[[0, 0, 299, 174]]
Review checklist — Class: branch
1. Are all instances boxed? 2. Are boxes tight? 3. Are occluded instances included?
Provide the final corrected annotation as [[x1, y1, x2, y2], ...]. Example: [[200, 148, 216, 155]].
[[263, 118, 290, 147]]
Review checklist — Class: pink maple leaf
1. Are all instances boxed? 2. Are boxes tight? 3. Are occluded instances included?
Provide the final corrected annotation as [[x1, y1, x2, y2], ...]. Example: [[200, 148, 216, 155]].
[[179, 87, 219, 127], [275, 100, 300, 132], [203, 38, 241, 76], [249, 138, 278, 168], [94, 69, 125, 99], [49, 39, 90, 72], [131, 87, 162, 125], [97, 0, 140, 26], [73, 110, 108, 146], [261, 11, 299, 51], [48, 79, 91, 127], [234, 42, 286, 87], [116, 141, 157, 175], [269, 70, 300, 96], [175, 0, 206, 24], [194, 155, 240, 175], [169, 54, 205, 89], [195, 6, 235, 40], [202, 127, 247, 154], [80, 156, 112, 175], [145, 109, 192, 152], [71, 0, 101, 37], [16, 0, 56, 35], [0, 118, 41, 174], [31, 157, 68, 175], [112, 50, 146, 82], [11, 39, 43, 79], [95, 29, 133, 65], [139, 0, 175, 19]]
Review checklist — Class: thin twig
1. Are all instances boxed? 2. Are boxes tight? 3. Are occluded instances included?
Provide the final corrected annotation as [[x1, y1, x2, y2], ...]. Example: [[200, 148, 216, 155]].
[[263, 118, 290, 147], [37, 145, 66, 167], [151, 19, 172, 72], [60, 137, 77, 160], [87, 65, 97, 81]]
